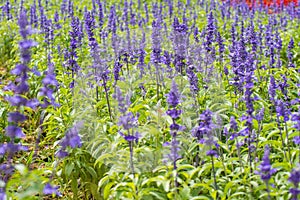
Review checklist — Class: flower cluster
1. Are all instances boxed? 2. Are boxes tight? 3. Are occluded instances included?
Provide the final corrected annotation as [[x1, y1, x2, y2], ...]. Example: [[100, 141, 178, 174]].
[[256, 145, 277, 182], [164, 81, 183, 169], [192, 109, 218, 157], [39, 55, 59, 108], [289, 165, 300, 200], [1, 10, 38, 197], [114, 87, 140, 174], [114, 87, 140, 143], [56, 121, 83, 158]]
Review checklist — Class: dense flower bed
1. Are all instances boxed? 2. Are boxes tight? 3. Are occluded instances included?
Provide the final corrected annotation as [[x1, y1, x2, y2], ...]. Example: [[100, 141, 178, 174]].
[[0, 0, 300, 199]]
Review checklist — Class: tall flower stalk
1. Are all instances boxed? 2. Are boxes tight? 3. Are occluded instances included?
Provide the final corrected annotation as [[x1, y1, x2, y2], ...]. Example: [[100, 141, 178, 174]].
[[289, 165, 300, 200], [255, 145, 277, 200], [192, 109, 218, 190], [165, 80, 183, 188], [113, 87, 139, 175], [1, 10, 38, 197], [85, 11, 112, 120]]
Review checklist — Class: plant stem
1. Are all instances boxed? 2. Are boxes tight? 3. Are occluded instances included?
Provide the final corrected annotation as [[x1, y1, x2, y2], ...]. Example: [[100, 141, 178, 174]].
[[129, 141, 135, 175], [277, 117, 288, 163], [285, 122, 292, 165], [210, 155, 218, 191], [266, 181, 271, 200], [103, 79, 112, 121]]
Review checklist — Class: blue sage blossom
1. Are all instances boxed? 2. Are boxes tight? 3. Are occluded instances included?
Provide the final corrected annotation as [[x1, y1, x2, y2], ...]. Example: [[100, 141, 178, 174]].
[[43, 183, 62, 197], [164, 80, 183, 170], [192, 109, 218, 151], [113, 87, 140, 174], [55, 121, 83, 158], [1, 10, 37, 197], [256, 145, 277, 182], [289, 165, 300, 200], [255, 145, 277, 199]]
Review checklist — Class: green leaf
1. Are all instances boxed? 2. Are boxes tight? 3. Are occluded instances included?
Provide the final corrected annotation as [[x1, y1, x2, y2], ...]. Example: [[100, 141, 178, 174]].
[[65, 162, 75, 177], [103, 182, 115, 200]]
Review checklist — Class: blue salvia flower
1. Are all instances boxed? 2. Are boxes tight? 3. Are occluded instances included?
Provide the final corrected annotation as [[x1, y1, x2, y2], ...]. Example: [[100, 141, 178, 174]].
[[151, 19, 162, 64], [192, 109, 217, 149], [30, 1, 38, 27], [166, 80, 181, 108], [292, 88, 300, 145], [229, 116, 239, 140], [68, 16, 81, 74], [138, 31, 146, 76], [248, 21, 258, 53], [1, 11, 37, 197], [85, 10, 111, 113], [85, 11, 98, 51], [113, 87, 139, 174], [172, 17, 188, 73], [55, 121, 83, 158], [113, 57, 123, 85], [204, 11, 215, 53], [162, 51, 173, 76], [256, 145, 277, 182], [275, 100, 290, 123], [53, 11, 62, 30], [255, 145, 277, 199], [166, 80, 182, 134], [256, 107, 265, 122], [39, 7, 47, 32], [67, 0, 74, 18], [287, 37, 295, 68], [60, 0, 67, 16], [186, 66, 199, 94], [39, 55, 59, 108], [268, 76, 277, 102], [164, 80, 183, 188], [192, 109, 218, 189], [44, 19, 54, 50], [277, 75, 289, 99], [0, 188, 6, 199], [244, 71, 255, 116], [163, 138, 181, 170], [4, 0, 12, 20], [43, 183, 62, 197], [288, 165, 300, 200]]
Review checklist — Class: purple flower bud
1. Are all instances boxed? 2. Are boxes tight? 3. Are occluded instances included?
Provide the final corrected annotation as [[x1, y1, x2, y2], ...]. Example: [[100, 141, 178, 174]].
[[166, 81, 181, 108]]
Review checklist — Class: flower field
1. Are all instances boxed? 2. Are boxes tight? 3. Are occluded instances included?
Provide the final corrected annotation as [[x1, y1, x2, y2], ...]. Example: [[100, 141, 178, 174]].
[[0, 0, 300, 199]]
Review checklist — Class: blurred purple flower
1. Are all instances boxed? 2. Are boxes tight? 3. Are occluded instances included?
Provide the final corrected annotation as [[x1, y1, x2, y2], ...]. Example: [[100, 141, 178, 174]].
[[230, 116, 238, 131], [118, 112, 139, 130], [292, 109, 300, 131], [256, 107, 265, 122], [289, 165, 300, 200], [166, 80, 181, 108], [206, 149, 218, 157], [0, 188, 6, 200], [255, 145, 276, 182], [5, 125, 25, 138], [56, 121, 83, 158], [8, 112, 27, 123], [0, 143, 28, 156], [43, 183, 62, 197]]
